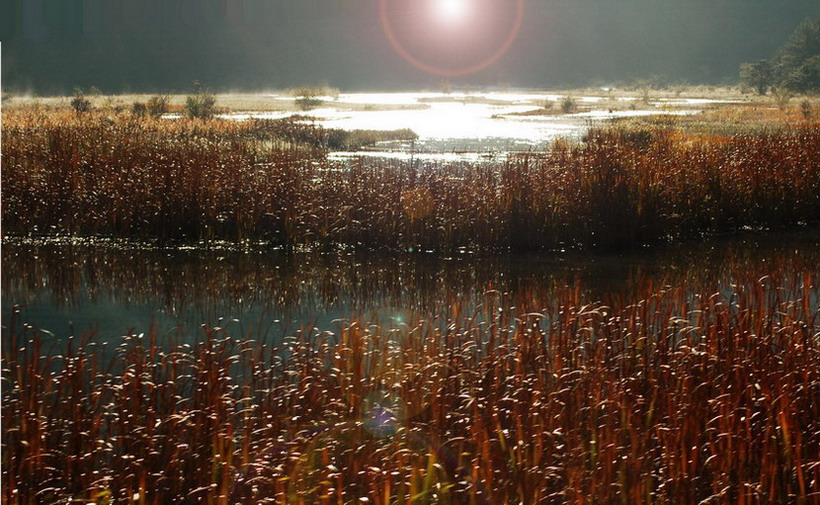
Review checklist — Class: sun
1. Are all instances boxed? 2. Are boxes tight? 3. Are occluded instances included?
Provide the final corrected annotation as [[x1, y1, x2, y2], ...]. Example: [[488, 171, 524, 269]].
[[433, 0, 471, 25]]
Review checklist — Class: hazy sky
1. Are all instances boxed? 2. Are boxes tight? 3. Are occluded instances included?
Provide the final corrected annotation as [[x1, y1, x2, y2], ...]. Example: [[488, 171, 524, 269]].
[[2, 0, 818, 94]]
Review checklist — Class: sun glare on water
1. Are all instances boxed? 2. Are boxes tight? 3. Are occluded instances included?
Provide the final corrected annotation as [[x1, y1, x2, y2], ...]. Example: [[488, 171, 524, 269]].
[[433, 0, 471, 25]]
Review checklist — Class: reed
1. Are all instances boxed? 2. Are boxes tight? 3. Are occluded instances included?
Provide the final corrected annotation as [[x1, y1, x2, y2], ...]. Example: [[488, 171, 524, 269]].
[[3, 270, 818, 504], [3, 109, 819, 251]]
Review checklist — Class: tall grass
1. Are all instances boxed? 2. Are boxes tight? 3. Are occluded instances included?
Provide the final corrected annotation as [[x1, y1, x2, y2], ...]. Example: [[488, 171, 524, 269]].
[[2, 110, 818, 251], [3, 270, 817, 504]]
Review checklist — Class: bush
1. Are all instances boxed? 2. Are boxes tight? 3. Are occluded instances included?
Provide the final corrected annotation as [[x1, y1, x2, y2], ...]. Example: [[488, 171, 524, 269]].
[[296, 96, 323, 111], [292, 86, 325, 111], [70, 88, 91, 114], [131, 101, 147, 118], [800, 99, 812, 118], [560, 95, 577, 113], [772, 88, 792, 110], [146, 95, 169, 118], [185, 82, 216, 120]]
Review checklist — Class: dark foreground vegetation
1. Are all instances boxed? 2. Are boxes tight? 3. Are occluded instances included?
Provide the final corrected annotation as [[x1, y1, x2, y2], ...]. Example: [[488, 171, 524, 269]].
[[3, 269, 818, 504], [2, 109, 818, 251]]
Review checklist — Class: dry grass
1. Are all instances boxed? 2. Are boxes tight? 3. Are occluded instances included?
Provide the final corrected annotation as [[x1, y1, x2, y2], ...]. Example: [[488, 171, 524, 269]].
[[3, 109, 819, 251], [3, 269, 818, 504], [2, 92, 429, 114]]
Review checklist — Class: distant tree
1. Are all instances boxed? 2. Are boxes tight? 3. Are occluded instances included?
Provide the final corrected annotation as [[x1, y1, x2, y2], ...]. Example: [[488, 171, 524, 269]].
[[779, 55, 820, 94], [185, 81, 216, 119], [774, 17, 820, 93], [440, 79, 452, 94], [741, 17, 820, 94], [775, 19, 820, 71], [740, 60, 774, 95]]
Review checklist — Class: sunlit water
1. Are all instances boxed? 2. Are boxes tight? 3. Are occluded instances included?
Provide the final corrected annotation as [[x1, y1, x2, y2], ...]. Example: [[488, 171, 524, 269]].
[[217, 91, 713, 159]]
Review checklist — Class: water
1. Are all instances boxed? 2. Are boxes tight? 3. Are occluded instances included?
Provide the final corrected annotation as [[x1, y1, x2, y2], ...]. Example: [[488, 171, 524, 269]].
[[217, 91, 712, 158], [3, 230, 817, 343]]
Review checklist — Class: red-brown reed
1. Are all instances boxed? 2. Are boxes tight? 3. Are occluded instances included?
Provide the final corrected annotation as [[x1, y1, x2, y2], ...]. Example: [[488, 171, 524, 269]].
[[3, 270, 817, 504], [2, 109, 819, 251]]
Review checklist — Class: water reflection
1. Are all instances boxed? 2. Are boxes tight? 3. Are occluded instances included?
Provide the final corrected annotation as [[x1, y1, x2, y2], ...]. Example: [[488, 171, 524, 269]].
[[2, 230, 818, 339]]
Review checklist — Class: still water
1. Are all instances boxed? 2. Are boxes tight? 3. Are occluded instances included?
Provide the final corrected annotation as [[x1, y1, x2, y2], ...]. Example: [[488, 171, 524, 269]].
[[3, 230, 817, 342]]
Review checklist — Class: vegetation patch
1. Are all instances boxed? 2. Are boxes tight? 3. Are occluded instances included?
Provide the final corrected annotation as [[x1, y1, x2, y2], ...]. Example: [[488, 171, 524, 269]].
[[740, 17, 820, 94], [2, 109, 818, 250], [3, 271, 816, 504]]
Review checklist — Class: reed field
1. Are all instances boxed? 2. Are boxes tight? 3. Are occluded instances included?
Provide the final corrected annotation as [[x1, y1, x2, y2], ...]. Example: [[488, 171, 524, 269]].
[[3, 2, 819, 503], [2, 101, 819, 504], [2, 108, 818, 251], [2, 268, 818, 504]]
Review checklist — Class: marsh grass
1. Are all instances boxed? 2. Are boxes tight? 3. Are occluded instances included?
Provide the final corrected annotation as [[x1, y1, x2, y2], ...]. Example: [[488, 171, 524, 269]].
[[3, 270, 818, 504], [3, 109, 818, 251]]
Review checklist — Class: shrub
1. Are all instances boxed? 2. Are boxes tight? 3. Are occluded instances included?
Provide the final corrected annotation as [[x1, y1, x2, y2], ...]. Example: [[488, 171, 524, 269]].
[[146, 95, 169, 118], [800, 98, 812, 117], [292, 86, 325, 111], [131, 101, 147, 118], [772, 87, 792, 110], [560, 95, 576, 113], [70, 87, 91, 114], [296, 96, 323, 111], [291, 86, 339, 111], [185, 81, 216, 119]]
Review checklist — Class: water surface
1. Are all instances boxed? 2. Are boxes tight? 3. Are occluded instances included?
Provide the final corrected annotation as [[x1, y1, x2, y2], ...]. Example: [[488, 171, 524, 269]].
[[3, 230, 817, 342], [219, 91, 714, 158]]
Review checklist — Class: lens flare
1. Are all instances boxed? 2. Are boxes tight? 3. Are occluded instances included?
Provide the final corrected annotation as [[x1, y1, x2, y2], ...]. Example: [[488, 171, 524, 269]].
[[434, 0, 470, 25], [379, 0, 525, 77]]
